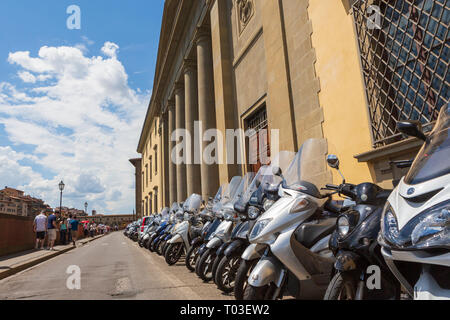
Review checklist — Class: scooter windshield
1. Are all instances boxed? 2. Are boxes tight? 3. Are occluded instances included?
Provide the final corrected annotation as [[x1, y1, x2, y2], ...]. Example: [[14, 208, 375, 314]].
[[221, 176, 243, 204], [261, 150, 296, 192], [232, 172, 256, 205], [240, 166, 270, 205], [183, 194, 202, 212], [283, 138, 328, 191], [405, 105, 450, 185]]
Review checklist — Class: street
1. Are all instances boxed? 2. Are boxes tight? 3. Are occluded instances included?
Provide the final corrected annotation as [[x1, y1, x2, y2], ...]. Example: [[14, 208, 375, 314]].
[[0, 232, 233, 300]]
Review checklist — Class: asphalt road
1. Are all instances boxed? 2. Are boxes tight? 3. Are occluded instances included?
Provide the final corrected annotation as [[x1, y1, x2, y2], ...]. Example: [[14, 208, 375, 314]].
[[0, 232, 234, 300]]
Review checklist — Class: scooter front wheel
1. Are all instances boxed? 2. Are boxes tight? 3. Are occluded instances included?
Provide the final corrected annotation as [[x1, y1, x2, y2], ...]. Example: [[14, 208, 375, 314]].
[[323, 272, 356, 300], [165, 243, 184, 265], [215, 254, 241, 293], [157, 240, 166, 256], [243, 284, 277, 300], [196, 248, 216, 282], [185, 243, 201, 272], [234, 259, 258, 300]]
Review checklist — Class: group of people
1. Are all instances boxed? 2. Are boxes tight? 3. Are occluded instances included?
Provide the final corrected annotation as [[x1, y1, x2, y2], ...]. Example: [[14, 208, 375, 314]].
[[82, 223, 113, 238], [32, 210, 79, 251]]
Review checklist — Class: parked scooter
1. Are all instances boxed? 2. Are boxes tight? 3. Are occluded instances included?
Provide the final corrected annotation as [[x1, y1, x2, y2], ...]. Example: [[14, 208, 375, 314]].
[[185, 185, 226, 272], [140, 212, 165, 248], [149, 203, 180, 252], [379, 105, 450, 300], [195, 176, 244, 281], [244, 138, 342, 300], [214, 165, 275, 293], [233, 151, 296, 299], [209, 173, 255, 284], [323, 155, 400, 300], [164, 194, 203, 265]]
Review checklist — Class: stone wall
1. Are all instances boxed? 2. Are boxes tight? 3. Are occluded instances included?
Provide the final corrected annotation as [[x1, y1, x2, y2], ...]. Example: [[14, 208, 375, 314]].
[[0, 214, 35, 257]]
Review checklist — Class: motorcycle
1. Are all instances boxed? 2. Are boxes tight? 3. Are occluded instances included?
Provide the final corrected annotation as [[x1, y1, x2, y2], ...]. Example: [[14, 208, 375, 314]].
[[164, 194, 203, 265], [323, 154, 400, 300], [244, 138, 341, 300], [379, 104, 450, 300]]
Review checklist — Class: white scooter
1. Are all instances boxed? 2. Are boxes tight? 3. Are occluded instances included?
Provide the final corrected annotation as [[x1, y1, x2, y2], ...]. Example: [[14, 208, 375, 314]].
[[195, 175, 246, 281], [379, 104, 450, 300], [165, 194, 203, 265], [245, 138, 339, 300]]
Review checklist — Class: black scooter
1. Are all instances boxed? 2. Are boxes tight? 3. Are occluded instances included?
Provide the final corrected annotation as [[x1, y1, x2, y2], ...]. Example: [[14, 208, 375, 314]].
[[323, 154, 400, 300]]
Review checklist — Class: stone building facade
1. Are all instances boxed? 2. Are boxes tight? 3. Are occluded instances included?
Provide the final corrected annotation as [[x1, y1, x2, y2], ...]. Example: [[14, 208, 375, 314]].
[[136, 0, 449, 212]]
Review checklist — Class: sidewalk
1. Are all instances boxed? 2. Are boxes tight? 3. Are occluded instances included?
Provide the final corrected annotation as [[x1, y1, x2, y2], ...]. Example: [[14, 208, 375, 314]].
[[0, 234, 106, 280]]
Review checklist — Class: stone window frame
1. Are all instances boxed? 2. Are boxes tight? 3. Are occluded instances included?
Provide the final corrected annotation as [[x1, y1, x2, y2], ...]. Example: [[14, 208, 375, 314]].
[[241, 99, 270, 174]]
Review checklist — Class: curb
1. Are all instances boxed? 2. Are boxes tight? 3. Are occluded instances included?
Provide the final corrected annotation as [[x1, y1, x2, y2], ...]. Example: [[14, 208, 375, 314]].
[[0, 234, 107, 281]]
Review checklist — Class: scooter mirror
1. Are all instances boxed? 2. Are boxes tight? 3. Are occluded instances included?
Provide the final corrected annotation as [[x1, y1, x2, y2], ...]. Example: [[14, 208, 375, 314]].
[[326, 154, 340, 169], [397, 120, 427, 141], [272, 166, 282, 177]]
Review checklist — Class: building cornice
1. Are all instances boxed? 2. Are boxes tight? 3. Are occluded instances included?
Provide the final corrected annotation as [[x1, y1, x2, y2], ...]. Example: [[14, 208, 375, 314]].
[[137, 0, 209, 154]]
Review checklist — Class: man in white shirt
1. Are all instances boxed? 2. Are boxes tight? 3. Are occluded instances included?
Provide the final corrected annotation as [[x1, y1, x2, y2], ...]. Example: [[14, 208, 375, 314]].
[[33, 210, 48, 250]]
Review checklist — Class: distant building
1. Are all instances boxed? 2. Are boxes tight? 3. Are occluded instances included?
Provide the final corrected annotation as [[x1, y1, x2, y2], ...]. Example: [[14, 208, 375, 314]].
[[78, 214, 134, 228], [0, 187, 49, 217], [91, 210, 97, 216]]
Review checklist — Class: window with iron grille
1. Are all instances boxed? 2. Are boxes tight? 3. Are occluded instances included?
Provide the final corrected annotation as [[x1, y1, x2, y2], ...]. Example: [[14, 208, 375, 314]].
[[353, 0, 449, 147], [245, 105, 270, 173]]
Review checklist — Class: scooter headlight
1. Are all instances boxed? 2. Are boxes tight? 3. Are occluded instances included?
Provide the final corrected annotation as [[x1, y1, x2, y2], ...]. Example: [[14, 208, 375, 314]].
[[247, 206, 260, 220], [249, 218, 272, 240], [411, 202, 450, 249], [381, 203, 400, 245], [337, 216, 350, 238], [263, 199, 275, 211]]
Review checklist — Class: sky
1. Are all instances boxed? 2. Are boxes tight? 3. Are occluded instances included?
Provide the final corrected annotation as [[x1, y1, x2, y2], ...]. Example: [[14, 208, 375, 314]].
[[0, 1, 164, 214]]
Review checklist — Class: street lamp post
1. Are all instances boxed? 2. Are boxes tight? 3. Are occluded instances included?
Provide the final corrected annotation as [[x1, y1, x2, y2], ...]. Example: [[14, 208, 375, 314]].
[[84, 202, 88, 215], [58, 181, 65, 216]]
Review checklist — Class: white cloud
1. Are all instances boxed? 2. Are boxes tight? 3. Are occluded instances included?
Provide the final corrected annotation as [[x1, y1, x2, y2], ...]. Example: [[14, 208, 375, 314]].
[[0, 42, 149, 214], [101, 42, 119, 58], [18, 71, 36, 83]]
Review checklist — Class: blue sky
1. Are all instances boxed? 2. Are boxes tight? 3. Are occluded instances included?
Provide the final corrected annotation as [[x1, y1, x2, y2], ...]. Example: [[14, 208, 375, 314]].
[[0, 1, 164, 214]]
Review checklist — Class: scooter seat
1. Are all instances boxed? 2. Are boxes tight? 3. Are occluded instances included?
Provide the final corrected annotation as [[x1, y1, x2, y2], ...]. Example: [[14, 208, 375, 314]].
[[294, 218, 336, 249]]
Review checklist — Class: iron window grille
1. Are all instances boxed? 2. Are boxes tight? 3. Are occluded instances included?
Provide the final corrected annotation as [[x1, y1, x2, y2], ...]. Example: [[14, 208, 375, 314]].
[[353, 0, 449, 147], [246, 106, 270, 172]]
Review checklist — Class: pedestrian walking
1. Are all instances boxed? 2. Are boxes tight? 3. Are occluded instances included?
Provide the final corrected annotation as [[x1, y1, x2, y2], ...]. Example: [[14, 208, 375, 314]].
[[47, 210, 58, 251], [33, 210, 47, 250], [68, 214, 79, 247], [66, 216, 72, 243], [59, 218, 67, 245], [83, 223, 89, 238]]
